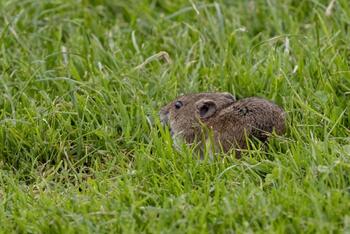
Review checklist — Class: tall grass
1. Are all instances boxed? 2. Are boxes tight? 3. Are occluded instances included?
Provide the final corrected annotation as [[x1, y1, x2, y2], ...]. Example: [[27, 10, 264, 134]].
[[0, 0, 350, 233]]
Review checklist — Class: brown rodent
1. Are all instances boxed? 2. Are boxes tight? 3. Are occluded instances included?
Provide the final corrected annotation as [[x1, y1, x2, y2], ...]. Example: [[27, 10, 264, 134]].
[[159, 92, 285, 157]]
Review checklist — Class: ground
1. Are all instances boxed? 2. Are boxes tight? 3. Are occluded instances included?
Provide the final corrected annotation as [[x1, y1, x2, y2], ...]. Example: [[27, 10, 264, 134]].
[[1, 0, 350, 233]]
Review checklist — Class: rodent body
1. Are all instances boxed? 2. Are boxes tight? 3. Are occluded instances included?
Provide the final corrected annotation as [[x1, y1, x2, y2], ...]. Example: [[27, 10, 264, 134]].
[[159, 92, 285, 157]]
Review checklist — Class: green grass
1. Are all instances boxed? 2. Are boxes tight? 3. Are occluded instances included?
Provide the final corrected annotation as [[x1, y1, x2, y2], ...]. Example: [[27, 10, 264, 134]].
[[1, 0, 350, 233]]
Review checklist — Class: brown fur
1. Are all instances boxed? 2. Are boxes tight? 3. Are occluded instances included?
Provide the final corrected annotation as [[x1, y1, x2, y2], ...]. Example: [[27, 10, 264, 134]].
[[159, 92, 285, 157]]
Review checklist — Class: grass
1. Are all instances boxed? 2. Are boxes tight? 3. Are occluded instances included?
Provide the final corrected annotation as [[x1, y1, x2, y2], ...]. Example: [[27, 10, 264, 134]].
[[1, 0, 350, 233]]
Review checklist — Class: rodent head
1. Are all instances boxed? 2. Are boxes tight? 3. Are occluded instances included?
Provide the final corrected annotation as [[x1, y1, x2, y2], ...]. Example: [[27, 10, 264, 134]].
[[159, 92, 235, 145]]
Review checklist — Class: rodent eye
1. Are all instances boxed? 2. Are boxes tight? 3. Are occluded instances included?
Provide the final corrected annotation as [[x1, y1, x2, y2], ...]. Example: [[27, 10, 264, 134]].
[[174, 101, 183, 109]]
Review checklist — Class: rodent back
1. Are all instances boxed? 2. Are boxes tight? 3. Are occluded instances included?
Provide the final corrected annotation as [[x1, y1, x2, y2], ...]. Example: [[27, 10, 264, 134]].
[[209, 97, 285, 144]]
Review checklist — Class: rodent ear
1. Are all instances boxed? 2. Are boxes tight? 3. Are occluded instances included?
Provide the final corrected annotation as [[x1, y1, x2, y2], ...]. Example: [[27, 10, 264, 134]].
[[196, 100, 217, 119]]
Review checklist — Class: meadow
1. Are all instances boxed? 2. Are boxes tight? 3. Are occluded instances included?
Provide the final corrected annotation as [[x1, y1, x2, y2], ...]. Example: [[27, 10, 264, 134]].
[[1, 0, 350, 233]]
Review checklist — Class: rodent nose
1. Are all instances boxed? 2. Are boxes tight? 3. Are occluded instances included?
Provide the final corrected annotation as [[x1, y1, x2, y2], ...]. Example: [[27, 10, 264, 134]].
[[159, 110, 169, 125]]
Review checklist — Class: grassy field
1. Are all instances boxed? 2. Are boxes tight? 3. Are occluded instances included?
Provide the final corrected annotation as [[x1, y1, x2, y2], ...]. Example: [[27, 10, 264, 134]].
[[1, 0, 350, 233]]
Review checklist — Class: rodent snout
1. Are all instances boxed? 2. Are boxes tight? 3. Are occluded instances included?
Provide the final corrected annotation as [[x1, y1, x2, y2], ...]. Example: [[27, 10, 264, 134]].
[[159, 109, 169, 126], [158, 109, 175, 137]]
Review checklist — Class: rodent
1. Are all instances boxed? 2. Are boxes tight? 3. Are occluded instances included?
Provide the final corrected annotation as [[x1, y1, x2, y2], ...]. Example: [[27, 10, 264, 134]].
[[159, 92, 285, 157]]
